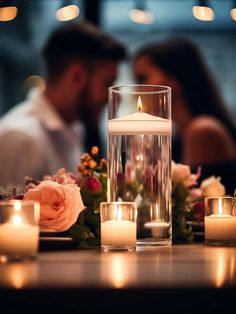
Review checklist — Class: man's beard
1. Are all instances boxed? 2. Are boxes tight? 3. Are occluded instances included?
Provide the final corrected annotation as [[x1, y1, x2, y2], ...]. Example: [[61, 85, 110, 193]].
[[76, 84, 92, 123], [76, 84, 104, 127]]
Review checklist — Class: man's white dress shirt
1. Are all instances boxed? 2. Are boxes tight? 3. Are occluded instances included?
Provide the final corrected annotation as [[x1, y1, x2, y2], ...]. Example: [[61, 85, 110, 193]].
[[0, 88, 85, 188]]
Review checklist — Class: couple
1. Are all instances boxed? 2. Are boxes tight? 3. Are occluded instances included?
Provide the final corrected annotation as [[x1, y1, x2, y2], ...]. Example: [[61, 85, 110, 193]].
[[0, 22, 235, 193]]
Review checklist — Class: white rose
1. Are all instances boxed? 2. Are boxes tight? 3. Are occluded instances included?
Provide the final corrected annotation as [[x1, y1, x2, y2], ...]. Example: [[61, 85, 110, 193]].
[[172, 161, 199, 187], [172, 161, 191, 183], [200, 176, 225, 197]]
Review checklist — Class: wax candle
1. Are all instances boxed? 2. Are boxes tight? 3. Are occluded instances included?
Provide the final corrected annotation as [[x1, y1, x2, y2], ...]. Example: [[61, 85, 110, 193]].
[[108, 112, 171, 135], [205, 197, 236, 241], [0, 213, 39, 256], [101, 220, 136, 247], [144, 221, 170, 238], [205, 214, 236, 241], [108, 96, 171, 135]]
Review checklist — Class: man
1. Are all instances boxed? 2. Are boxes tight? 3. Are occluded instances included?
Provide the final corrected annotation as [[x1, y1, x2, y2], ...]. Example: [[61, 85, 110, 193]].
[[0, 22, 127, 188]]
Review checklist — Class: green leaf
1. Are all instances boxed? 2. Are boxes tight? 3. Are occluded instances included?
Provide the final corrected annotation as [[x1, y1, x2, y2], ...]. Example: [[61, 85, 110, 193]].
[[76, 208, 86, 225], [172, 183, 189, 206], [80, 187, 95, 206], [85, 237, 100, 246], [69, 223, 91, 243], [99, 175, 107, 189], [85, 208, 100, 227]]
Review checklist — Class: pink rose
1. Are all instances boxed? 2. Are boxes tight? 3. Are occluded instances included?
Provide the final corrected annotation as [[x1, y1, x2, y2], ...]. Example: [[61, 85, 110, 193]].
[[187, 188, 203, 202], [192, 201, 205, 222], [24, 180, 84, 231], [84, 176, 102, 193], [125, 161, 136, 184]]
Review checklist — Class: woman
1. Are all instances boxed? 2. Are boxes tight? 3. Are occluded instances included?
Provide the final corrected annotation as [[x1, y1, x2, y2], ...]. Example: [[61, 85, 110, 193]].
[[133, 38, 236, 193]]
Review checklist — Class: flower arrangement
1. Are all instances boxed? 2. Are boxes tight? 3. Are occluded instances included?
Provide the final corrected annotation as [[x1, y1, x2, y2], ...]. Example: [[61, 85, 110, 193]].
[[172, 161, 226, 243], [0, 147, 107, 247], [0, 147, 228, 246]]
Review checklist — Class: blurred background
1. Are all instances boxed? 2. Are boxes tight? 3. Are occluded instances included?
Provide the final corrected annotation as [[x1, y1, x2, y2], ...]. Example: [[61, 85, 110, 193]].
[[0, 0, 235, 134]]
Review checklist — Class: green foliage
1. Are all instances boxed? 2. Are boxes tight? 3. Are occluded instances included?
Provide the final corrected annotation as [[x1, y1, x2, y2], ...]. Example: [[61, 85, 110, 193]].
[[68, 148, 106, 246], [69, 206, 101, 246], [172, 183, 194, 243]]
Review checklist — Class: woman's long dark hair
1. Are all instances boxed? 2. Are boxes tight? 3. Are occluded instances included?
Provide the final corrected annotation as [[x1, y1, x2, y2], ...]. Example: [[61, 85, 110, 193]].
[[133, 38, 236, 141]]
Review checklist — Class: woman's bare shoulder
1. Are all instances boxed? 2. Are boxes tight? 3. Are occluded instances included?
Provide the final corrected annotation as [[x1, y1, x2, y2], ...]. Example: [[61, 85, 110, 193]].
[[183, 115, 236, 166], [186, 116, 228, 136]]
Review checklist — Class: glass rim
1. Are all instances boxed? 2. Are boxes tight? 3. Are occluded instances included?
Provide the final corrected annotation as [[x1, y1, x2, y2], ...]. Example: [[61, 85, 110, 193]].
[[109, 84, 171, 95], [205, 196, 236, 200], [0, 200, 40, 206], [100, 201, 137, 206]]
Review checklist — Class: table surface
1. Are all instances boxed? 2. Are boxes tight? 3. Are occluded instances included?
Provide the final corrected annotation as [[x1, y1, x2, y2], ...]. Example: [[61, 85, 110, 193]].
[[1, 243, 236, 313], [0, 243, 236, 289]]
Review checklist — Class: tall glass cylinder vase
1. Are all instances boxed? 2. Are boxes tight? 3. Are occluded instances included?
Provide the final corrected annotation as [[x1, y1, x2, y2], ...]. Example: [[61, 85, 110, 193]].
[[107, 85, 172, 246]]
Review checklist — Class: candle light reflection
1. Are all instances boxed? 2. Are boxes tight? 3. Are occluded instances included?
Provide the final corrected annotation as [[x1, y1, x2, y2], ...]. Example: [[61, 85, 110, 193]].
[[111, 254, 126, 288], [0, 263, 38, 289], [114, 205, 122, 221], [12, 214, 22, 226], [208, 248, 236, 288], [14, 200, 22, 212], [218, 198, 223, 215], [100, 253, 137, 288]]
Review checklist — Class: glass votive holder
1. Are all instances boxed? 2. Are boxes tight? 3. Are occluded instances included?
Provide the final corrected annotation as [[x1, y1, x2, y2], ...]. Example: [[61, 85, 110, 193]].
[[100, 202, 137, 252], [0, 200, 40, 262], [204, 197, 236, 246]]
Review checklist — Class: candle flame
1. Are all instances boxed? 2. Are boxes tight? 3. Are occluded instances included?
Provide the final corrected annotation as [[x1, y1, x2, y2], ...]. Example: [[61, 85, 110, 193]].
[[137, 96, 142, 112], [218, 198, 223, 215], [14, 200, 22, 212], [12, 214, 22, 226]]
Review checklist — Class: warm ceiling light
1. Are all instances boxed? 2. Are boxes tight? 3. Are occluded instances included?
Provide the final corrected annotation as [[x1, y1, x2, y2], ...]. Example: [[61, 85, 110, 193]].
[[129, 0, 154, 25], [129, 8, 154, 24], [230, 1, 236, 21], [231, 8, 236, 21], [56, 4, 80, 22], [192, 0, 215, 21], [0, 6, 17, 22]]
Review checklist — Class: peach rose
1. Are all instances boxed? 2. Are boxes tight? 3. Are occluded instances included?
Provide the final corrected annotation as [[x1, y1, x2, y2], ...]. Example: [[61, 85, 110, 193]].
[[24, 180, 84, 231]]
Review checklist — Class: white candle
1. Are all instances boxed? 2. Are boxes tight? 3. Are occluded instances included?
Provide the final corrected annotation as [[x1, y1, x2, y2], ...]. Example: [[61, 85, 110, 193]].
[[0, 214, 39, 256], [108, 95, 171, 135], [108, 112, 171, 135], [144, 221, 170, 237], [205, 214, 236, 241], [101, 220, 136, 247]]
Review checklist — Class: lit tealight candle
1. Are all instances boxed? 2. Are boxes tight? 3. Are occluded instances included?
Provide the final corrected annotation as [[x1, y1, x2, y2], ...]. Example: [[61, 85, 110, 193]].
[[0, 201, 39, 258], [205, 198, 236, 242], [101, 204, 136, 250]]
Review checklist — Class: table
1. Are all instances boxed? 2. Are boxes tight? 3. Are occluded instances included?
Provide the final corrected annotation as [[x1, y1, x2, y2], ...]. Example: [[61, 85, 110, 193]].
[[1, 244, 236, 313]]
